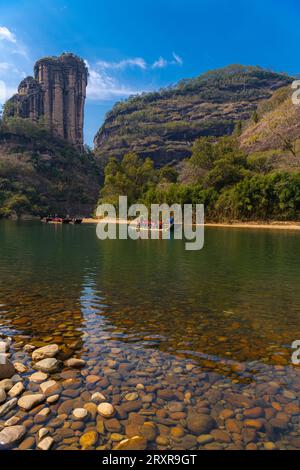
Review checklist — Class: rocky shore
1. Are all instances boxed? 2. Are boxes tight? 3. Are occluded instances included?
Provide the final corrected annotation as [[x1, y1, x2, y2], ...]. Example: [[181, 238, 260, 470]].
[[0, 333, 300, 451]]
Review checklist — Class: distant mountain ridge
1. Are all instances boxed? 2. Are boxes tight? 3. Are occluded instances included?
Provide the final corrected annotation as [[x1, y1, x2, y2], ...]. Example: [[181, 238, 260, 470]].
[[94, 65, 293, 166]]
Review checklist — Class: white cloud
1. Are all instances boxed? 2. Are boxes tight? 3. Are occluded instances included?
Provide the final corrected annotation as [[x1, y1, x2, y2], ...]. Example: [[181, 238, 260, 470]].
[[152, 57, 169, 69], [172, 52, 183, 65], [86, 62, 140, 101], [0, 26, 16, 43], [97, 53, 183, 72], [97, 57, 147, 70], [151, 52, 183, 69], [0, 27, 31, 104]]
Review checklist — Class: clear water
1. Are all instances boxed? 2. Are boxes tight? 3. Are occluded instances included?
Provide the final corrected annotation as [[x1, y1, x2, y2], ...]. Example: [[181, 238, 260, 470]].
[[1, 221, 300, 450]]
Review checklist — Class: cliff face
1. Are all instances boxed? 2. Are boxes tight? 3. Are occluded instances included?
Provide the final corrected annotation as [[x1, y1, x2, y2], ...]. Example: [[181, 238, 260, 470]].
[[5, 53, 88, 151], [94, 65, 292, 166]]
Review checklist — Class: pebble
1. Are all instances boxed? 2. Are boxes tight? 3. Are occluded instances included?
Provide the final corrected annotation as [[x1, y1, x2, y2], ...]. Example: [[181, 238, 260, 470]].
[[114, 436, 147, 450], [0, 388, 6, 403], [80, 431, 98, 449], [8, 382, 25, 398], [264, 442, 276, 450], [186, 413, 215, 434], [38, 436, 54, 450], [4, 416, 20, 426], [125, 392, 139, 401], [97, 402, 115, 418], [73, 408, 88, 419], [47, 394, 59, 404], [65, 358, 86, 368], [40, 380, 57, 394], [38, 428, 49, 440], [0, 425, 26, 449], [13, 362, 27, 373], [18, 393, 45, 411], [29, 371, 49, 383], [34, 358, 59, 373], [0, 398, 17, 417], [32, 344, 59, 361], [91, 392, 106, 402], [0, 359, 15, 380], [0, 379, 13, 391], [197, 434, 214, 445], [18, 436, 35, 450]]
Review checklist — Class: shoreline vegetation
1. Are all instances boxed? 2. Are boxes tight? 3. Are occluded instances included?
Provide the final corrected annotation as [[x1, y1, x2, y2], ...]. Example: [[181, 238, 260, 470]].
[[82, 217, 300, 230]]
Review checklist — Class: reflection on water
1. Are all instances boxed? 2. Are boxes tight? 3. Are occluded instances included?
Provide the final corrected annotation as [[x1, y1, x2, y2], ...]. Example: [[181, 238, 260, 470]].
[[1, 221, 300, 449]]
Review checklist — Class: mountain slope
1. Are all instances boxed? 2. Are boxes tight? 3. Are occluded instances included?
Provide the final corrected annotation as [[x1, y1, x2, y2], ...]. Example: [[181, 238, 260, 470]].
[[0, 118, 102, 218], [94, 65, 292, 166], [240, 86, 300, 170]]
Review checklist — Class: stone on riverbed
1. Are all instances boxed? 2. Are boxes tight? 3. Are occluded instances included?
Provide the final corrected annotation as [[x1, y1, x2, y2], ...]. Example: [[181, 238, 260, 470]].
[[8, 382, 24, 398], [29, 372, 49, 383], [0, 388, 6, 403], [40, 380, 57, 394], [91, 392, 106, 403], [186, 413, 215, 434], [38, 428, 49, 440], [0, 398, 17, 417], [125, 392, 139, 401], [13, 362, 27, 374], [38, 436, 54, 450], [97, 402, 115, 418], [114, 436, 147, 450], [65, 358, 86, 368], [5, 416, 20, 426], [34, 358, 59, 373], [0, 379, 13, 391], [0, 359, 15, 380], [32, 344, 59, 361], [18, 393, 45, 411], [47, 394, 59, 404], [0, 425, 26, 449], [73, 408, 88, 419], [80, 430, 98, 449]]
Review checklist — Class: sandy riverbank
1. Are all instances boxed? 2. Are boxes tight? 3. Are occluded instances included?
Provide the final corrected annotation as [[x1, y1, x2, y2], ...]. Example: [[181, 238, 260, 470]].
[[82, 218, 300, 231]]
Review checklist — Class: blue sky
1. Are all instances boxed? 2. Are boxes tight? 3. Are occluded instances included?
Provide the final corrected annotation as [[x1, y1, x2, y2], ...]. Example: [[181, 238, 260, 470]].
[[0, 0, 300, 145]]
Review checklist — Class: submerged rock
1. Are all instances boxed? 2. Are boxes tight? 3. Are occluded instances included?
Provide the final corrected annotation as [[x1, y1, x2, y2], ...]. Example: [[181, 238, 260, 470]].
[[65, 358, 86, 368], [97, 402, 115, 418], [32, 344, 59, 361], [0, 378, 13, 391], [29, 372, 48, 383], [114, 436, 147, 450], [186, 413, 215, 434], [0, 425, 26, 449], [0, 359, 15, 380], [0, 388, 6, 404], [80, 431, 98, 449], [8, 382, 25, 398], [18, 394, 45, 411], [0, 398, 17, 417], [34, 358, 59, 373], [38, 436, 54, 450], [73, 408, 88, 419]]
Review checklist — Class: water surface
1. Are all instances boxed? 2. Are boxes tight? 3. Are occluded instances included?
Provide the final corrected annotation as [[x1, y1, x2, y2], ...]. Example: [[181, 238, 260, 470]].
[[1, 221, 300, 450]]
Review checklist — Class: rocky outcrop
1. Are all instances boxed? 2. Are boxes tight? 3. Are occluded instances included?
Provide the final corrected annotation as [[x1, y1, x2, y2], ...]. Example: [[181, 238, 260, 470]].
[[5, 53, 88, 151]]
